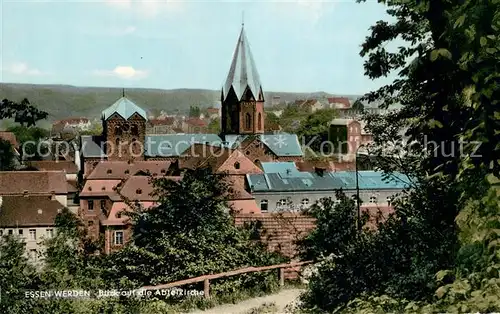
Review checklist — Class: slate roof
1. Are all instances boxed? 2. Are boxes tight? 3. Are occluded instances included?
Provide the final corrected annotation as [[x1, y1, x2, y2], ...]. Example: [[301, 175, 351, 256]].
[[260, 162, 298, 174], [225, 133, 303, 157], [81, 135, 107, 158], [0, 195, 64, 227], [0, 171, 68, 195], [101, 96, 148, 121], [145, 134, 224, 157], [247, 171, 410, 193], [222, 25, 263, 102], [27, 160, 79, 174]]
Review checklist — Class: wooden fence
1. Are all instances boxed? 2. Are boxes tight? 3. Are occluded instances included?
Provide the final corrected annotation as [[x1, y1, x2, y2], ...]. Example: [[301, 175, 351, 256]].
[[141, 261, 312, 298]]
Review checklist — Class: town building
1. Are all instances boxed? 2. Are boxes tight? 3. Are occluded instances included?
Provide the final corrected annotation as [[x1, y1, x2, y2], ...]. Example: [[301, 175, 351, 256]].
[[329, 118, 373, 161], [293, 99, 324, 113]]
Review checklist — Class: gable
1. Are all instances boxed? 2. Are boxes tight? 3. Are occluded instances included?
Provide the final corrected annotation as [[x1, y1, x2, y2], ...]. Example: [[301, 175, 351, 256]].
[[218, 150, 264, 174], [128, 112, 146, 121], [106, 112, 126, 121]]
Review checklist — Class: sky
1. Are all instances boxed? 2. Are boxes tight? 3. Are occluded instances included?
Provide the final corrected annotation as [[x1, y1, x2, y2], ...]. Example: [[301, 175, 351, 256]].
[[0, 0, 397, 95]]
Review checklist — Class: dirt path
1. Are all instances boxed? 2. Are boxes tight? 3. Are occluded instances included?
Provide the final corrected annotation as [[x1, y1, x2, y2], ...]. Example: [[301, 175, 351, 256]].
[[187, 288, 304, 314]]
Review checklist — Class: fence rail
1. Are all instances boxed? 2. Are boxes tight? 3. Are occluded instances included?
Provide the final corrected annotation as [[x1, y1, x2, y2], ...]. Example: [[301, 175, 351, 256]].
[[141, 260, 313, 298]]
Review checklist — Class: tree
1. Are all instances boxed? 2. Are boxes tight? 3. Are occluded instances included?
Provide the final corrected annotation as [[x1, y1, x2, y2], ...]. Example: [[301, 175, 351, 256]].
[[0, 235, 38, 313], [7, 126, 50, 160], [189, 105, 201, 118], [0, 139, 15, 170], [110, 168, 285, 295], [351, 99, 364, 112], [207, 118, 220, 134], [297, 108, 337, 154], [0, 98, 48, 127], [264, 111, 281, 132]]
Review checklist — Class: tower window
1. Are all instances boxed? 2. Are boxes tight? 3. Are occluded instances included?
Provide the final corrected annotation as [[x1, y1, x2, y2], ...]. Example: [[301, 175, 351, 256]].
[[234, 162, 240, 169], [115, 126, 122, 136], [245, 113, 252, 130], [131, 125, 139, 135], [115, 137, 120, 146], [258, 112, 262, 130]]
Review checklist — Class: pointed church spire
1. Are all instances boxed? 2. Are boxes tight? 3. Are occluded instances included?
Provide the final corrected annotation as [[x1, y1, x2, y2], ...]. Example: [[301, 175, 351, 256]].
[[222, 23, 263, 102]]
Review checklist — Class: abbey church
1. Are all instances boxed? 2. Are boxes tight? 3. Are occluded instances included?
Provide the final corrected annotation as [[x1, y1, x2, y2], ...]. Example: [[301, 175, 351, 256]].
[[80, 24, 304, 177]]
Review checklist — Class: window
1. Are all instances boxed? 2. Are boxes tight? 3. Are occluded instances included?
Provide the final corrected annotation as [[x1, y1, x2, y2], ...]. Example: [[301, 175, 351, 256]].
[[100, 200, 106, 210], [88, 200, 94, 211], [29, 229, 36, 240], [260, 200, 268, 212], [278, 199, 287, 206], [245, 113, 252, 129], [116, 212, 122, 219], [107, 169, 112, 174], [88, 221, 94, 226], [370, 195, 377, 203], [115, 137, 120, 146], [258, 113, 262, 130], [136, 189, 142, 194], [125, 169, 130, 174], [8, 229, 13, 235], [0, 230, 2, 236], [30, 249, 37, 260], [254, 159, 260, 164], [301, 198, 310, 206], [387, 197, 392, 206], [131, 124, 139, 135], [19, 229, 23, 235], [234, 162, 240, 169], [114, 231, 124, 245], [115, 126, 122, 136], [351, 195, 358, 205], [46, 229, 53, 238]]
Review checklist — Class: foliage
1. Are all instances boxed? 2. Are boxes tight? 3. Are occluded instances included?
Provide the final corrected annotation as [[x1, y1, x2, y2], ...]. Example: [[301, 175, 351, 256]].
[[298, 193, 361, 261], [351, 99, 364, 112], [296, 108, 337, 154], [299, 177, 461, 312], [189, 105, 201, 118], [207, 117, 221, 134], [0, 235, 39, 313], [0, 138, 16, 170], [264, 111, 281, 132], [110, 168, 286, 295], [0, 98, 48, 127], [6, 125, 50, 160]]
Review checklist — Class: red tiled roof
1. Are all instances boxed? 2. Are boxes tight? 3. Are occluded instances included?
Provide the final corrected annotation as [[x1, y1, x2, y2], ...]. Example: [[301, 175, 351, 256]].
[[86, 161, 172, 179], [229, 200, 260, 214], [101, 201, 156, 226], [0, 131, 18, 147], [79, 179, 122, 197], [149, 117, 175, 126], [53, 118, 90, 126], [0, 195, 65, 227], [327, 97, 351, 108], [180, 144, 233, 171], [118, 176, 158, 201], [184, 118, 207, 127], [207, 108, 219, 114], [27, 160, 79, 174], [0, 171, 67, 195]]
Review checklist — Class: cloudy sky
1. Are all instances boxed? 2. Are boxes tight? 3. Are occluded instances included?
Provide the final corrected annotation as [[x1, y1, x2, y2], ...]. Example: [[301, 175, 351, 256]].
[[0, 0, 396, 94]]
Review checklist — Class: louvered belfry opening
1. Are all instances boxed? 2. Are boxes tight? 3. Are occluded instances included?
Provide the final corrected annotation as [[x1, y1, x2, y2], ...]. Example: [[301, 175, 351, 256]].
[[221, 25, 265, 136]]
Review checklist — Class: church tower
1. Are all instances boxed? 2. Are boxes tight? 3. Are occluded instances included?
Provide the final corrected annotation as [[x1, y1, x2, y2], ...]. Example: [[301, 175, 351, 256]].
[[101, 91, 147, 161], [221, 24, 265, 136]]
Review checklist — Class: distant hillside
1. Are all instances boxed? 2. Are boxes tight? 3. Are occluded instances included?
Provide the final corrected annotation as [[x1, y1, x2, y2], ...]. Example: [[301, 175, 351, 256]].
[[0, 83, 361, 124]]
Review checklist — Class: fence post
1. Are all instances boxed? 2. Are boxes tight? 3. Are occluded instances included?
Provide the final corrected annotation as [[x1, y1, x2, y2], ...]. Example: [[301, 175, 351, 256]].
[[203, 278, 210, 298], [278, 268, 285, 286]]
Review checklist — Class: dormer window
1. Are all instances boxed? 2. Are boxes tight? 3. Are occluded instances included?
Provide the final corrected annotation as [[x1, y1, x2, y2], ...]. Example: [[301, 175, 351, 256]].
[[107, 169, 112, 174], [234, 162, 240, 169], [136, 189, 142, 194], [101, 186, 106, 191], [88, 186, 92, 191], [161, 169, 166, 174], [124, 169, 130, 174]]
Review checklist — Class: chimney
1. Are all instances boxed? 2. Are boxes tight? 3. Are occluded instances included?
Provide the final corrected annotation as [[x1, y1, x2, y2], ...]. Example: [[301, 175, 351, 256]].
[[51, 190, 56, 200]]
